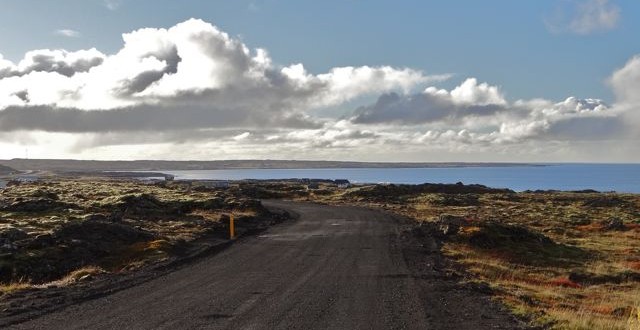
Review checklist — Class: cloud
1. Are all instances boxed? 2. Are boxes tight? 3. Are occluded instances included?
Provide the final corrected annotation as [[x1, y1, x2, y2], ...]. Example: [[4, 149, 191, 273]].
[[449, 78, 506, 106], [570, 0, 620, 34], [0, 55, 15, 78], [0, 48, 105, 79], [1, 18, 638, 162], [609, 55, 640, 105], [609, 55, 640, 136], [0, 104, 321, 133], [497, 97, 619, 143], [55, 29, 81, 38], [350, 78, 622, 146], [352, 78, 507, 125], [0, 19, 436, 134], [546, 0, 620, 35]]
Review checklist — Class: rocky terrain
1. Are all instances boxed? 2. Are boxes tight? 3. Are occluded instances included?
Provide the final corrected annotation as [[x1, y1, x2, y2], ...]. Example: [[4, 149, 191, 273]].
[[0, 178, 288, 321], [2, 178, 639, 329]]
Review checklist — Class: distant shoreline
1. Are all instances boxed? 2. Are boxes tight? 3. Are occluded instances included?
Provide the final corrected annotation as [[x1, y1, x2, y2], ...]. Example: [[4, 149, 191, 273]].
[[0, 159, 545, 172]]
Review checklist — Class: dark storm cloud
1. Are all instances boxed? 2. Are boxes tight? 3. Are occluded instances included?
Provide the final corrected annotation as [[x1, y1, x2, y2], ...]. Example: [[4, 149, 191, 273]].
[[351, 92, 506, 125], [0, 49, 105, 78], [546, 115, 625, 140]]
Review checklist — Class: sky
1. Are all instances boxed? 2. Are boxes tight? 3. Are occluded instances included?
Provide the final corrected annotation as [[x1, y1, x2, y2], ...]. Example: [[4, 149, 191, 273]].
[[0, 0, 639, 162]]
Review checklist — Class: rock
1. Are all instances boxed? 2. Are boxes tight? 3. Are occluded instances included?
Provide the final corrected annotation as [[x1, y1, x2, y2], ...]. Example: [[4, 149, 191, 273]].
[[0, 227, 28, 241], [569, 270, 640, 285], [0, 242, 17, 251], [109, 210, 124, 222], [239, 199, 263, 211], [219, 214, 231, 225], [118, 194, 166, 215], [612, 306, 632, 317], [567, 215, 591, 225], [0, 227, 27, 250], [112, 194, 202, 218], [29, 190, 59, 200], [602, 217, 626, 231], [583, 196, 628, 208], [200, 197, 224, 210], [1, 198, 73, 212], [6, 180, 21, 187], [192, 185, 210, 192], [439, 194, 480, 206], [82, 213, 108, 222], [518, 294, 540, 306], [437, 214, 467, 236], [27, 233, 55, 248], [465, 281, 493, 295], [468, 222, 555, 249], [54, 220, 154, 244], [569, 271, 605, 285]]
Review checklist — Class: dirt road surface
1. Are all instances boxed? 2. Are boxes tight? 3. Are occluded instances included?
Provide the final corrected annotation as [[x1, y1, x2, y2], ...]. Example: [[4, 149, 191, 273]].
[[8, 201, 526, 329]]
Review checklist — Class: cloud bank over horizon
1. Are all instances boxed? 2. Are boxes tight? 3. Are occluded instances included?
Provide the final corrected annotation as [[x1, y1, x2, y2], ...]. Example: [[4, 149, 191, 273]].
[[0, 18, 638, 162]]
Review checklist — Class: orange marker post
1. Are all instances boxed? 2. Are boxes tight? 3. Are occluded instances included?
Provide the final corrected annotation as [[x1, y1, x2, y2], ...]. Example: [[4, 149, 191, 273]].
[[229, 214, 235, 239]]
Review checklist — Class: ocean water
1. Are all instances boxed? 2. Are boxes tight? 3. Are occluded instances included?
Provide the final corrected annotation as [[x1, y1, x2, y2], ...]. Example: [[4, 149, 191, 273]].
[[159, 164, 640, 193]]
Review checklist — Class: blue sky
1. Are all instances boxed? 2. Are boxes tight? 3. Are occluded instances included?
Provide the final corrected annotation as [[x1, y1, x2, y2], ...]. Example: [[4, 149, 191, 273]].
[[1, 0, 638, 101], [0, 0, 638, 161]]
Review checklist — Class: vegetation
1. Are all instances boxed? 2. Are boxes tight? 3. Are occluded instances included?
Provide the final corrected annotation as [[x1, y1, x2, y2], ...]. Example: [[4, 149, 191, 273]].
[[0, 179, 280, 293], [2, 178, 639, 329]]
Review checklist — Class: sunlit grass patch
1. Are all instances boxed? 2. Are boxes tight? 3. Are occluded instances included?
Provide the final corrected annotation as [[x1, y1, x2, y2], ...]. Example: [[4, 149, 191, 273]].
[[41, 266, 107, 288], [0, 281, 31, 295]]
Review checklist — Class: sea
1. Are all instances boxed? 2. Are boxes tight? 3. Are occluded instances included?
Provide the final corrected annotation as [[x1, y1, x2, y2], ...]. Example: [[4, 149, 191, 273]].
[[155, 164, 640, 193]]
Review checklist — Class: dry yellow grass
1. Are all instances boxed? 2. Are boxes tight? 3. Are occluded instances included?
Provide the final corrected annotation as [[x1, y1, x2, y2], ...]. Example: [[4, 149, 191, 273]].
[[0, 266, 109, 294], [52, 266, 106, 286], [629, 306, 640, 330], [0, 281, 31, 295], [437, 194, 640, 329]]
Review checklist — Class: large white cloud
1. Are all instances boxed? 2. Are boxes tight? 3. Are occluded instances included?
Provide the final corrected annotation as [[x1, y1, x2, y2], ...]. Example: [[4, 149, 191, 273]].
[[350, 78, 621, 146], [608, 55, 640, 140], [610, 55, 640, 105], [352, 78, 508, 125], [0, 19, 435, 133], [0, 18, 639, 162]]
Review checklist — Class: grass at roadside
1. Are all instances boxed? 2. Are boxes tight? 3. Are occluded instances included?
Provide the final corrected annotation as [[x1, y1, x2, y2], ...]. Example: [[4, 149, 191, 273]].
[[0, 178, 276, 294]]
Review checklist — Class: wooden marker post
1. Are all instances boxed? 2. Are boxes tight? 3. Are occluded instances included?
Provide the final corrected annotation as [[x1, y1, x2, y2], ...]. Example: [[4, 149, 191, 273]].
[[229, 213, 235, 239]]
